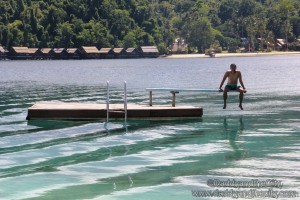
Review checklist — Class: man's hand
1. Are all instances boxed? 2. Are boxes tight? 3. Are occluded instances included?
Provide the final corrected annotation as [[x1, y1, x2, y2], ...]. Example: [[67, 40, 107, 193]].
[[219, 88, 223, 92]]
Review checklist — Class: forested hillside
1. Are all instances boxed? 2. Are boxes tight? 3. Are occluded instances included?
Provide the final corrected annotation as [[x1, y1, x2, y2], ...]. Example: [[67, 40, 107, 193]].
[[0, 0, 300, 53]]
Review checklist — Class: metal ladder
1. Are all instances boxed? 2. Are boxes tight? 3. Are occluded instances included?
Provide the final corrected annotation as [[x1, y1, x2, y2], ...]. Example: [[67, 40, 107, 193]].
[[105, 81, 128, 128]]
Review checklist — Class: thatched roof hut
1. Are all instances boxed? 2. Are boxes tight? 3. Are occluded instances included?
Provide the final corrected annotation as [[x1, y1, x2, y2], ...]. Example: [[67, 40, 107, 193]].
[[34, 48, 52, 59], [8, 47, 32, 59], [112, 48, 127, 58], [0, 46, 8, 59], [99, 48, 114, 59], [50, 48, 68, 59], [79, 46, 100, 59], [67, 48, 81, 59], [138, 46, 160, 58], [126, 48, 140, 58]]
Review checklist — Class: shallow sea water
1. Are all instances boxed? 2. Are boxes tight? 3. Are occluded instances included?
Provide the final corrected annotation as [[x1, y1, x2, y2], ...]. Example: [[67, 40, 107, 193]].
[[0, 56, 299, 199]]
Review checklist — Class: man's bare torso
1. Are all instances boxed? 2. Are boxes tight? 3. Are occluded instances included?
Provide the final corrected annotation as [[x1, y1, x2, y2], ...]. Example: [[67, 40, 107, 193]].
[[226, 70, 240, 84]]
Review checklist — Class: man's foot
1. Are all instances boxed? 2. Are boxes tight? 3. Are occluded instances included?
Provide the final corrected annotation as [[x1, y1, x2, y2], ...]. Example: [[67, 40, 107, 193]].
[[223, 105, 226, 109], [239, 105, 243, 110]]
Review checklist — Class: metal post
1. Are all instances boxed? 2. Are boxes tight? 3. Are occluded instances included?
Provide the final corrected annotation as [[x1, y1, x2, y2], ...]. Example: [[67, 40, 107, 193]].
[[149, 91, 153, 106], [106, 81, 109, 123], [124, 81, 127, 123], [171, 91, 179, 107]]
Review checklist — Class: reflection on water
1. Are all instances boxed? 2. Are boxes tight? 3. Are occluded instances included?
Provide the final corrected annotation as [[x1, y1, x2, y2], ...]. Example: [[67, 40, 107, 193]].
[[223, 117, 247, 161], [0, 57, 299, 199]]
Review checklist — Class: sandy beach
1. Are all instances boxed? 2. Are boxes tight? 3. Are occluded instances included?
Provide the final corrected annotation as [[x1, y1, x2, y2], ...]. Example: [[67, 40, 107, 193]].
[[165, 51, 300, 58]]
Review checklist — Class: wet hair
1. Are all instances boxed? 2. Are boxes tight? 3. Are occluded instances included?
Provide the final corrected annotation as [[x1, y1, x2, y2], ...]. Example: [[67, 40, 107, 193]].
[[230, 63, 237, 68]]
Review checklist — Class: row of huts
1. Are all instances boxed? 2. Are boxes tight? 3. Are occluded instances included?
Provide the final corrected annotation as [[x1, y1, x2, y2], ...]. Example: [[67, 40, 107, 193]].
[[0, 46, 160, 60]]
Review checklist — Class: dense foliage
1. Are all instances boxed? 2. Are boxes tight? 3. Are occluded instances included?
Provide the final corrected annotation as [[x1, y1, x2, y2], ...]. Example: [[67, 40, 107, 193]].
[[0, 0, 300, 53]]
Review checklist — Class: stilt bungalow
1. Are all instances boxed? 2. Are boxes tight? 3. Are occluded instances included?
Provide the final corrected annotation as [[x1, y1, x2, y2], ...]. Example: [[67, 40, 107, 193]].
[[35, 48, 52, 60], [67, 48, 81, 59], [28, 48, 38, 59], [3, 46, 162, 60], [171, 38, 188, 54], [8, 47, 32, 59], [0, 46, 8, 60], [126, 48, 140, 58], [79, 46, 100, 59], [276, 39, 286, 50], [99, 48, 114, 59], [49, 48, 68, 59], [112, 48, 127, 59], [138, 46, 160, 58]]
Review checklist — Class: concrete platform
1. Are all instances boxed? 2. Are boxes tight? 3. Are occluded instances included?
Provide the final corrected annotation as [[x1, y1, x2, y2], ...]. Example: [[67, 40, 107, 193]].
[[26, 101, 203, 120]]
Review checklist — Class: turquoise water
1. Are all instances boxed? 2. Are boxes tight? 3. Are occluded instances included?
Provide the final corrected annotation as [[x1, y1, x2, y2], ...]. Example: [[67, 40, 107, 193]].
[[0, 56, 299, 199]]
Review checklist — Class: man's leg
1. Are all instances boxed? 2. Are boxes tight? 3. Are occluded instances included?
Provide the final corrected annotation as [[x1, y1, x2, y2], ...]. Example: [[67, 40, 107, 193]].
[[238, 88, 244, 110], [223, 87, 229, 109]]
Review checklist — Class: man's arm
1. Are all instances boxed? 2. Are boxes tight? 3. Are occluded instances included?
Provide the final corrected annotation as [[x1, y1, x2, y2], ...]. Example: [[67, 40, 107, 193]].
[[238, 72, 245, 89], [219, 72, 228, 90]]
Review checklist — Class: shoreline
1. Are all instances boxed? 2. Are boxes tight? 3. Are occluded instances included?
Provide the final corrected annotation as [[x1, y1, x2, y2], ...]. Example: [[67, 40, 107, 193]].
[[164, 51, 300, 58]]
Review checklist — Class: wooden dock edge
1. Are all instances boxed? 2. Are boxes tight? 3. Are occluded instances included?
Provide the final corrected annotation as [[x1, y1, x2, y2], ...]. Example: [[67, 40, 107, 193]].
[[26, 102, 203, 120]]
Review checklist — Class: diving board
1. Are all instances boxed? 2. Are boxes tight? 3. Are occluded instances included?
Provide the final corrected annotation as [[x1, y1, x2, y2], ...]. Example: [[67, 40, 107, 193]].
[[146, 88, 222, 107], [146, 88, 220, 93]]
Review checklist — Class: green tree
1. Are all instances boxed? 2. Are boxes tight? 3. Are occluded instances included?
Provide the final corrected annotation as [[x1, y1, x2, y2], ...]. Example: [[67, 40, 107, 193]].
[[277, 0, 296, 50], [109, 9, 134, 40], [245, 16, 259, 51], [218, 0, 240, 23], [14, 0, 26, 19], [55, 22, 75, 48], [180, 0, 213, 52], [123, 31, 137, 49], [76, 20, 111, 48], [1, 0, 299, 52], [266, 31, 275, 50], [42, 5, 67, 36], [134, 27, 155, 46], [239, 0, 258, 18], [290, 16, 300, 38], [256, 9, 268, 51], [187, 17, 217, 53], [281, 20, 293, 50], [6, 20, 24, 47]]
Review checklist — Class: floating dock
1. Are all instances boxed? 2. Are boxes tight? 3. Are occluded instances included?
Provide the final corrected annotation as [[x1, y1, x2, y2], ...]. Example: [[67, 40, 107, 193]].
[[26, 101, 203, 120]]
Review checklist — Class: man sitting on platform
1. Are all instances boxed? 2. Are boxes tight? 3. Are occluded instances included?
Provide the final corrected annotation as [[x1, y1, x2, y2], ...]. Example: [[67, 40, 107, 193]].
[[219, 63, 246, 110]]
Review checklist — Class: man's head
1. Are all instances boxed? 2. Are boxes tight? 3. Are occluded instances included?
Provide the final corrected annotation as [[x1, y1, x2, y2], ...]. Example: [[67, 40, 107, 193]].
[[230, 63, 237, 72]]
